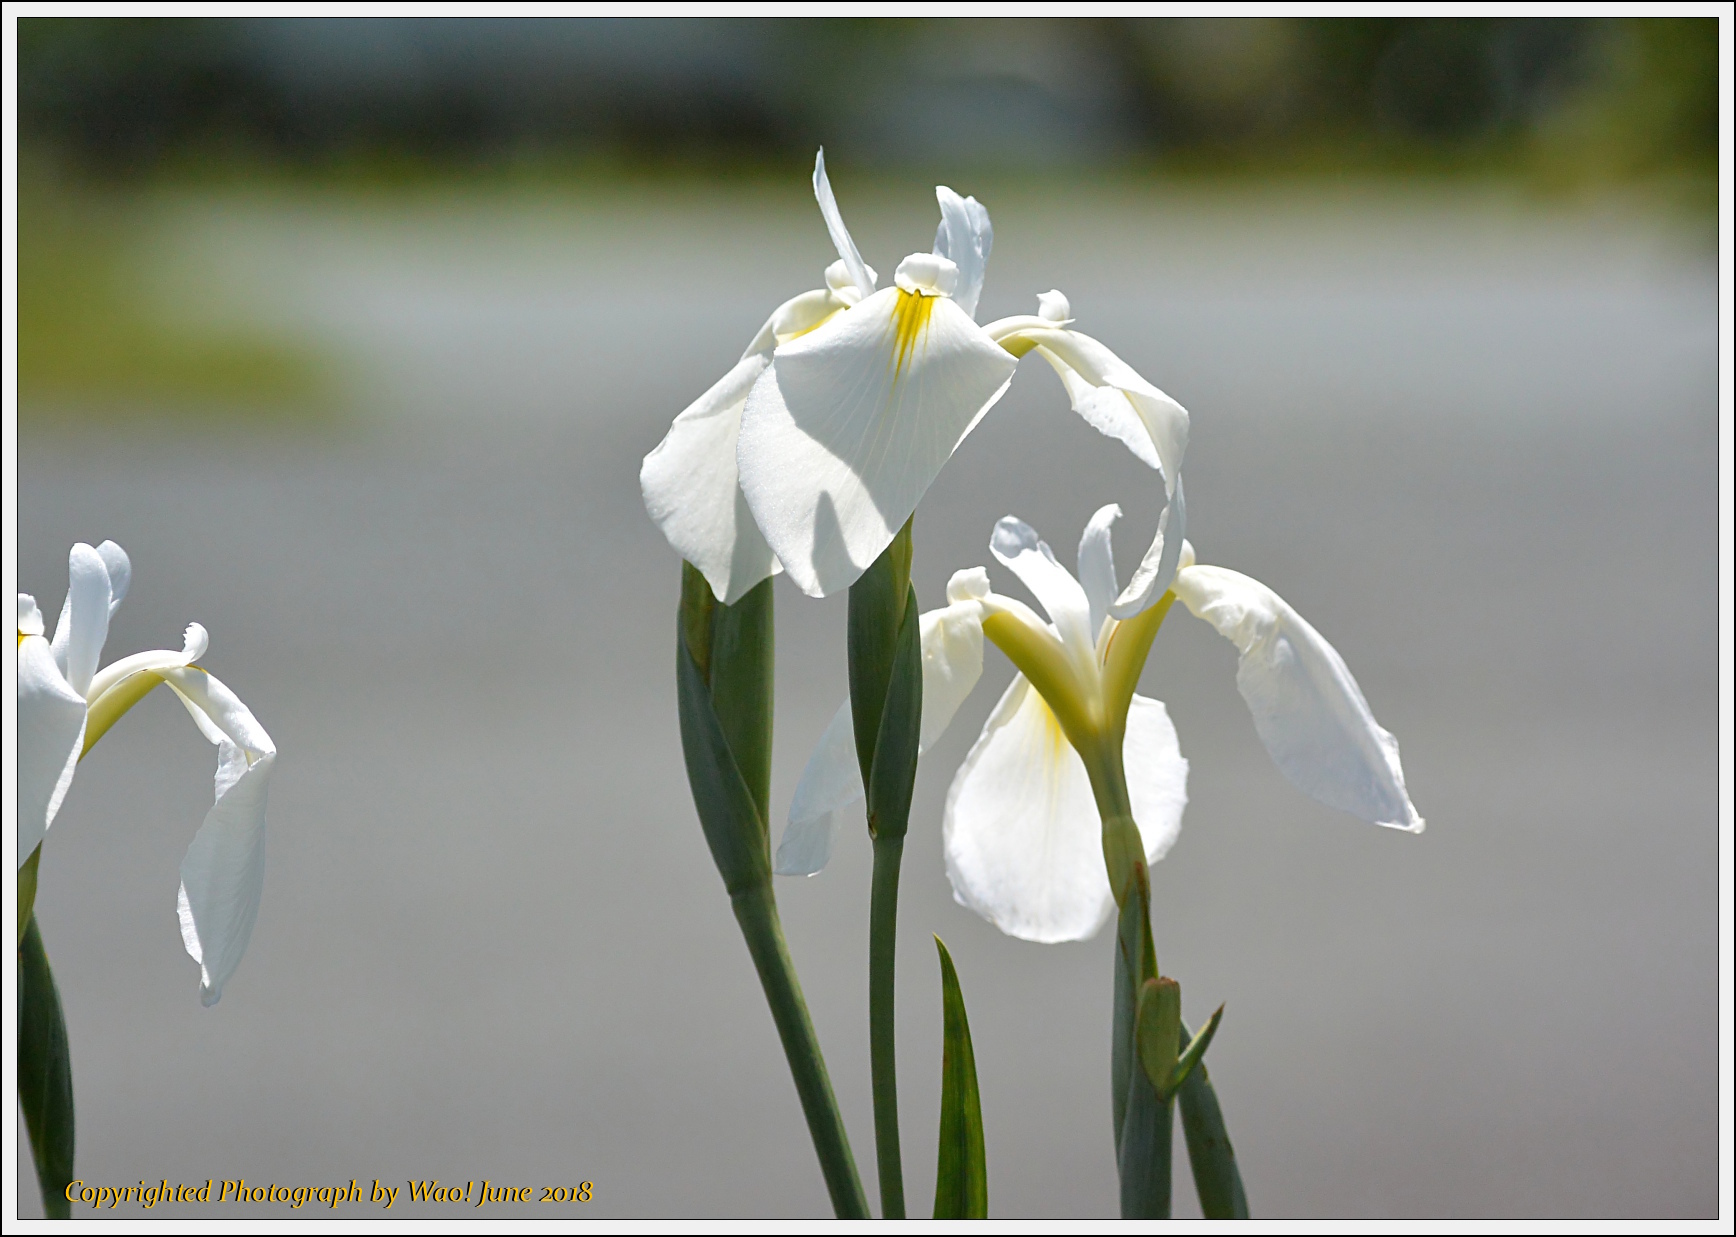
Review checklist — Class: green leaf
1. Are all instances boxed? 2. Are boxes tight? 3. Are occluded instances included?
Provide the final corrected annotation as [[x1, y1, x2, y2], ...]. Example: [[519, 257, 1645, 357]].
[[675, 589, 771, 898], [1135, 977, 1182, 1099], [1170, 1004, 1224, 1095], [865, 583, 922, 843], [20, 914, 74, 1219], [19, 844, 41, 946], [847, 518, 913, 785], [702, 573, 775, 826], [932, 937, 987, 1219], [1117, 1056, 1174, 1219], [1177, 1022, 1250, 1219]]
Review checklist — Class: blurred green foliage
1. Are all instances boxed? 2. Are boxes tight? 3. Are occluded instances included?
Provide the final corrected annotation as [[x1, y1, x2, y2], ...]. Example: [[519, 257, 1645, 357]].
[[16, 17, 1715, 182], [14, 17, 1713, 412], [18, 172, 325, 414]]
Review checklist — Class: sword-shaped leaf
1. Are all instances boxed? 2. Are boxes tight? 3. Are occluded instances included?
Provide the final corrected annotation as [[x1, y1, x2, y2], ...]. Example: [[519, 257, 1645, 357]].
[[932, 937, 986, 1219]]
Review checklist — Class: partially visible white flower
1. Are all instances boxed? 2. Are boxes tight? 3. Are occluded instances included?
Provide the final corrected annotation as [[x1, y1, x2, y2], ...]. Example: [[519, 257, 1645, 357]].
[[737, 150, 1017, 599], [17, 542, 277, 1006], [780, 504, 1423, 944], [649, 153, 1193, 612]]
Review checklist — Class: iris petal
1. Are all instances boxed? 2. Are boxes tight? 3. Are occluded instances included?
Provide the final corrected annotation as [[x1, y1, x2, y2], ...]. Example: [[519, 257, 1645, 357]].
[[739, 288, 1016, 597]]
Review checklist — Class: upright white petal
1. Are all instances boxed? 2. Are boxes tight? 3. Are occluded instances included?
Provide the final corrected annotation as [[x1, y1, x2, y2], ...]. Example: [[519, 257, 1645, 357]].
[[96, 541, 131, 616], [944, 676, 1111, 943], [738, 288, 1017, 597], [990, 517, 1095, 667], [776, 593, 986, 877], [1109, 473, 1187, 620], [1077, 503, 1123, 639], [641, 352, 782, 604], [933, 186, 993, 320], [18, 596, 88, 863], [813, 148, 875, 302], [944, 677, 1189, 944], [158, 665, 277, 1004], [51, 543, 114, 697], [1172, 564, 1423, 833]]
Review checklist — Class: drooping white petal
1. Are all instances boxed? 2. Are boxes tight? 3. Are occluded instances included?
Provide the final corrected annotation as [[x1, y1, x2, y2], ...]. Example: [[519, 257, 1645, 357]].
[[933, 186, 993, 320], [738, 288, 1017, 597], [776, 594, 986, 877], [813, 148, 875, 304], [1172, 564, 1424, 833], [641, 352, 782, 604], [990, 517, 1095, 666], [944, 676, 1112, 943], [943, 677, 1191, 945], [1122, 694, 1189, 867], [96, 541, 131, 615], [178, 747, 274, 1006], [1029, 329, 1190, 495], [776, 699, 856, 877], [17, 597, 88, 863], [160, 664, 275, 760], [158, 664, 276, 1004], [51, 542, 114, 698], [1109, 473, 1186, 620], [1077, 503, 1123, 639]]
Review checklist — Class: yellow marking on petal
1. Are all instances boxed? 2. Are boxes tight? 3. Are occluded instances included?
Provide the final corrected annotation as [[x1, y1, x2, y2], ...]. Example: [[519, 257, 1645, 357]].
[[776, 306, 844, 346], [82, 670, 164, 758], [889, 289, 936, 380]]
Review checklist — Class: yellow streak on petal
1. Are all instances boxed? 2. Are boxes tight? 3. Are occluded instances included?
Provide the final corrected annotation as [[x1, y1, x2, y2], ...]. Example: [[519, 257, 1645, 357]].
[[889, 289, 936, 380], [82, 670, 164, 758]]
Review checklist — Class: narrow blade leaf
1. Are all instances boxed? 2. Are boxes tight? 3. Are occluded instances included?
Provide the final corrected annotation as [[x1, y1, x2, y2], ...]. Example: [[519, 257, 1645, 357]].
[[932, 937, 987, 1219], [1170, 1004, 1224, 1095], [848, 518, 913, 783], [20, 914, 74, 1219], [1177, 1023, 1250, 1220], [865, 583, 923, 842], [675, 614, 771, 897], [1117, 1056, 1173, 1219]]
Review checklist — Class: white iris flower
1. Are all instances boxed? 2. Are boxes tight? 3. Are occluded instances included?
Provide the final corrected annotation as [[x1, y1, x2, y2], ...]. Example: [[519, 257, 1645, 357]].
[[643, 151, 1192, 610], [17, 541, 277, 1005], [780, 507, 1422, 944]]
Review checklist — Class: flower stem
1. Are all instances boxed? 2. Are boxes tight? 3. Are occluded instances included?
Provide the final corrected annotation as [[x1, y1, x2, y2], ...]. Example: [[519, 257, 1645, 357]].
[[677, 566, 868, 1218], [848, 521, 921, 1219], [730, 882, 871, 1219], [868, 832, 906, 1218]]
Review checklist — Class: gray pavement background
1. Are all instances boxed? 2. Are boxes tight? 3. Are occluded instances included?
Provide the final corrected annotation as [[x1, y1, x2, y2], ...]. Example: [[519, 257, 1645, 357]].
[[16, 180, 1719, 1217]]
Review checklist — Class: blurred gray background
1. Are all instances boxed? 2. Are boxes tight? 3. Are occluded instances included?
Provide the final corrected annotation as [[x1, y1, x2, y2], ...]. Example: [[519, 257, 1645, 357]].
[[14, 16, 1719, 1219]]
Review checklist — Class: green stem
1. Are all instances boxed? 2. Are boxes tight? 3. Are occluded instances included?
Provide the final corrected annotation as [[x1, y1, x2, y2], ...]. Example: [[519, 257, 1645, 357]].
[[731, 883, 870, 1219], [869, 833, 906, 1218], [20, 913, 74, 1219]]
